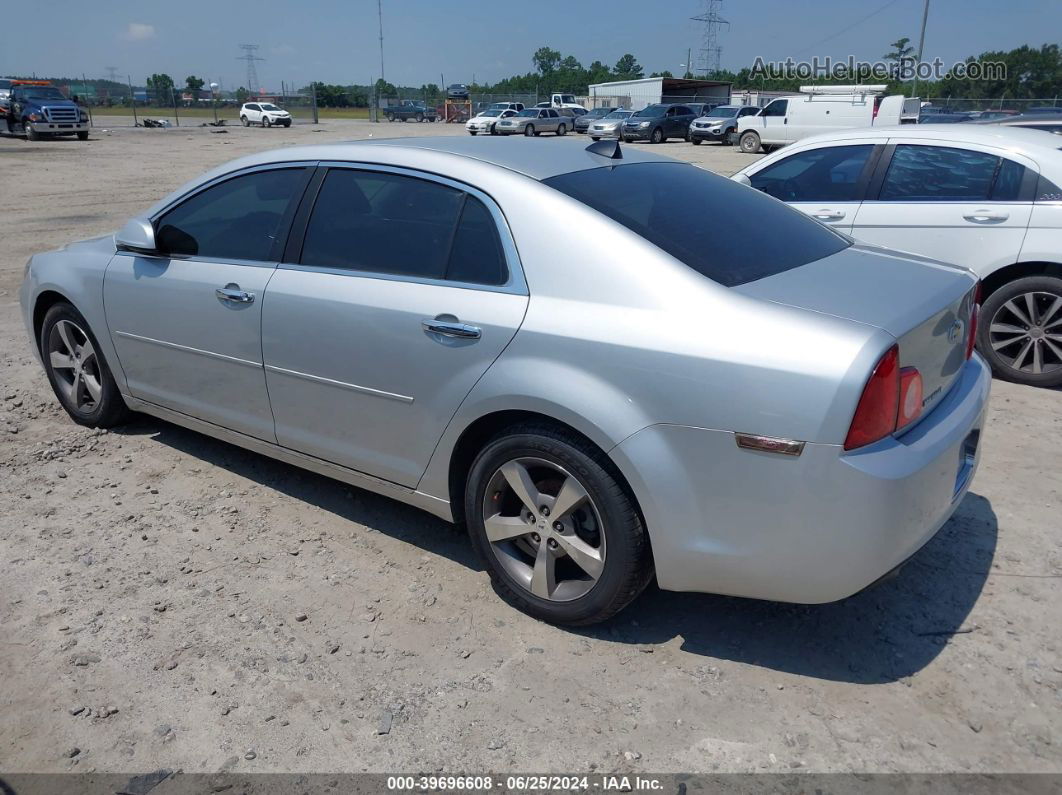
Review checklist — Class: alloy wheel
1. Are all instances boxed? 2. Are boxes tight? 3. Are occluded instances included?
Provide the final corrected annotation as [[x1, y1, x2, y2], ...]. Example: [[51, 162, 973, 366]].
[[989, 291, 1062, 376], [481, 457, 605, 602], [47, 319, 103, 414]]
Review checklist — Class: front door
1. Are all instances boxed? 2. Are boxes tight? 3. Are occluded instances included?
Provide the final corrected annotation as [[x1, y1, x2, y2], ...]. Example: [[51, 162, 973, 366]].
[[851, 142, 1035, 273], [262, 165, 529, 487], [746, 142, 882, 233], [104, 165, 312, 440]]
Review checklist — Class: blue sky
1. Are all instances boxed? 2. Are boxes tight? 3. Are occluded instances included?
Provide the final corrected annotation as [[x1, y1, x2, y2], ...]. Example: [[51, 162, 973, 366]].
[[3, 0, 1058, 89]]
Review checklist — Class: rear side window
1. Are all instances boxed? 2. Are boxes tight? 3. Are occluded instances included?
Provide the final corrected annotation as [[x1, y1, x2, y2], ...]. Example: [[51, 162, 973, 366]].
[[750, 145, 874, 202], [300, 169, 508, 285], [544, 162, 850, 287], [879, 145, 1025, 201], [155, 168, 306, 260]]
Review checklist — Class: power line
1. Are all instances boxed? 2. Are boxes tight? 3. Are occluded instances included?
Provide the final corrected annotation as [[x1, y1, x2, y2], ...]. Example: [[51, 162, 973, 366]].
[[237, 44, 265, 95], [691, 0, 729, 76], [790, 0, 906, 59]]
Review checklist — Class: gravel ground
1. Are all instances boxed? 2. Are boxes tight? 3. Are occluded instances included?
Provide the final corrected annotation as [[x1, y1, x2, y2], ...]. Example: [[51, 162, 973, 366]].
[[0, 120, 1060, 775]]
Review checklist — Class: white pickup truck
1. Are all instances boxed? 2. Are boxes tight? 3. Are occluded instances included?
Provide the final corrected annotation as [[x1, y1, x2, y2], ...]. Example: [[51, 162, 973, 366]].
[[736, 85, 920, 153]]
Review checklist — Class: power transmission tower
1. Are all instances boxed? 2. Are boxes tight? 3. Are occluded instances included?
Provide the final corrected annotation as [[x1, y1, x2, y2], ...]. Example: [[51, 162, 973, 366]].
[[237, 44, 265, 95], [105, 66, 119, 83], [691, 0, 729, 76]]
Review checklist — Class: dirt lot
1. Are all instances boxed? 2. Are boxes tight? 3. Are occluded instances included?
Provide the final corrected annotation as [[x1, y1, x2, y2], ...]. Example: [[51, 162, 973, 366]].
[[0, 120, 1060, 776]]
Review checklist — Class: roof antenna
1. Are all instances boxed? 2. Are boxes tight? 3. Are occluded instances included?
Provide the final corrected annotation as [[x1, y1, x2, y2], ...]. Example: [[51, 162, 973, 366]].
[[585, 139, 622, 159]]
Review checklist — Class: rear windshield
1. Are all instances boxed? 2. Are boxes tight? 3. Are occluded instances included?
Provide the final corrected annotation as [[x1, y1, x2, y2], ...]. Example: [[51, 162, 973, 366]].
[[543, 162, 851, 287]]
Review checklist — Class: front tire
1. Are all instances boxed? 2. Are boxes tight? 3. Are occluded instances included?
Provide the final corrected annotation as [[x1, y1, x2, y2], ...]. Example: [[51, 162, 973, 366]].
[[40, 303, 130, 428], [650, 126, 664, 144], [524, 124, 535, 137], [590, 136, 600, 141], [739, 131, 761, 153], [77, 131, 89, 140], [978, 275, 1062, 387], [690, 137, 702, 145], [465, 424, 653, 626], [25, 124, 39, 141]]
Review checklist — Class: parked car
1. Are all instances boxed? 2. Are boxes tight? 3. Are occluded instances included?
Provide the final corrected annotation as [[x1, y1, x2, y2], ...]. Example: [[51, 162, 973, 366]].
[[496, 107, 569, 136], [240, 102, 292, 128], [732, 125, 1062, 387], [1024, 106, 1062, 114], [21, 137, 988, 625], [384, 100, 437, 123], [683, 102, 720, 119], [446, 84, 469, 99], [466, 108, 517, 135], [556, 107, 582, 128], [976, 113, 1062, 135], [574, 107, 619, 134], [918, 111, 972, 124], [4, 81, 90, 140], [736, 86, 920, 153], [588, 110, 633, 140], [689, 104, 762, 145], [488, 102, 524, 113], [621, 104, 697, 144]]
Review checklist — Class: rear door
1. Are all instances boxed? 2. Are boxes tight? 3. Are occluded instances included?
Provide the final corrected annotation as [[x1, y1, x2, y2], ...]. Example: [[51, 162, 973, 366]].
[[262, 165, 529, 487], [851, 141, 1036, 275], [746, 142, 883, 232]]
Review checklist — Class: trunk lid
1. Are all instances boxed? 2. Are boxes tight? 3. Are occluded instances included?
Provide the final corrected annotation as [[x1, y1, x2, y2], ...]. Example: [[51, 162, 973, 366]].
[[734, 243, 978, 422]]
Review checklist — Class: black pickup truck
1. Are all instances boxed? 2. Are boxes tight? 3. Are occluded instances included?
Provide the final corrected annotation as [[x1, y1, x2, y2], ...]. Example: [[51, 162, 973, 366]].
[[384, 100, 438, 122]]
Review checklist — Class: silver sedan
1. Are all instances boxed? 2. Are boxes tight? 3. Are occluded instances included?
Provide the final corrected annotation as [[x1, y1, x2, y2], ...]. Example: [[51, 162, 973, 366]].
[[20, 137, 989, 625], [587, 109, 633, 140], [495, 108, 569, 136]]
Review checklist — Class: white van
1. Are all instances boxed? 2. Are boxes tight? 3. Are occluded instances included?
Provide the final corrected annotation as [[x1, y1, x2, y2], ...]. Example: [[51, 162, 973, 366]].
[[736, 85, 919, 153]]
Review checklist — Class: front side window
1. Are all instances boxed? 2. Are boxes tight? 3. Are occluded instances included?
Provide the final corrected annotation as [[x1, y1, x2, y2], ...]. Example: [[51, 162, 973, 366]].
[[544, 162, 849, 287], [155, 168, 307, 260], [300, 169, 507, 285], [750, 145, 875, 202], [879, 145, 1024, 201], [761, 100, 788, 117], [739, 107, 760, 116]]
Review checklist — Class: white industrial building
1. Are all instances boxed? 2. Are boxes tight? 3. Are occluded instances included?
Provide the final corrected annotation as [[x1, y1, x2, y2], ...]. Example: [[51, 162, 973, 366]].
[[587, 76, 732, 110]]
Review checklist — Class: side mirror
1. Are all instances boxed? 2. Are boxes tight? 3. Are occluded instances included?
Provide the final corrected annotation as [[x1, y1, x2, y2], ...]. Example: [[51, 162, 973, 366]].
[[734, 174, 752, 187], [115, 218, 157, 255]]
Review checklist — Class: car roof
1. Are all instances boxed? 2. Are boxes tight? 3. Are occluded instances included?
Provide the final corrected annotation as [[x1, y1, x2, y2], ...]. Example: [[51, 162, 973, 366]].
[[218, 136, 682, 181], [777, 124, 1062, 157]]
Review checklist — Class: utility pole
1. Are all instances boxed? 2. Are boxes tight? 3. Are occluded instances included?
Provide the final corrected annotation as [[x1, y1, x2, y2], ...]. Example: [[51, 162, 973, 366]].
[[911, 0, 931, 98], [377, 0, 385, 82], [127, 75, 138, 126], [81, 72, 93, 127]]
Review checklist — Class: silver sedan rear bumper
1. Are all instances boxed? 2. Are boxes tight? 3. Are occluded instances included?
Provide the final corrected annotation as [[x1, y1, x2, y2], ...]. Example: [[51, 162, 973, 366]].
[[611, 355, 991, 603]]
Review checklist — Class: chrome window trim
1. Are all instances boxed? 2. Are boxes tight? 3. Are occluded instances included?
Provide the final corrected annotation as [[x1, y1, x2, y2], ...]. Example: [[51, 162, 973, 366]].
[[282, 160, 528, 296]]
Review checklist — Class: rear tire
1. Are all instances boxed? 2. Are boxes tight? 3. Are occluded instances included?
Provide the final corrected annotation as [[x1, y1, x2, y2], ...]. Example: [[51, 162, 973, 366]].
[[40, 302, 130, 428], [739, 131, 761, 153], [241, 116, 250, 127], [415, 112, 424, 122], [590, 136, 600, 141], [977, 275, 1062, 387], [387, 112, 396, 122], [557, 124, 567, 136], [465, 424, 653, 626]]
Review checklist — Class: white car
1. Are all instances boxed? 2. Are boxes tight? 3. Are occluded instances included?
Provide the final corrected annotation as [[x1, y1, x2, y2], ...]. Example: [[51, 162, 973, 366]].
[[240, 102, 292, 128], [732, 125, 1062, 387], [466, 108, 517, 135]]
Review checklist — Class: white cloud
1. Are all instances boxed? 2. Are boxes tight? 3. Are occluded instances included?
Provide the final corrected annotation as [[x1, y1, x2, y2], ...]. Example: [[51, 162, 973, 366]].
[[121, 23, 155, 42]]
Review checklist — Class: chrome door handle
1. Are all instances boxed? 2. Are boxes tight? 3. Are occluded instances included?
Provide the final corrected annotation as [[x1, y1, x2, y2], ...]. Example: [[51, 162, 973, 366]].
[[963, 210, 1009, 223], [422, 319, 481, 339], [812, 209, 846, 220], [216, 286, 255, 303]]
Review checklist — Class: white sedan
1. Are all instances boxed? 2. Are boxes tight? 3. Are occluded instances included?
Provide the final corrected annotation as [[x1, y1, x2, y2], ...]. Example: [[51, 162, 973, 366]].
[[733, 125, 1062, 387], [466, 109, 517, 135]]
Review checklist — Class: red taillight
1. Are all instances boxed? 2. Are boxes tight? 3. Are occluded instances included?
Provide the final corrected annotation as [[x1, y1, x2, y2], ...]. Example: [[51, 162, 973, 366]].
[[844, 345, 900, 451], [966, 282, 981, 360], [897, 367, 924, 429]]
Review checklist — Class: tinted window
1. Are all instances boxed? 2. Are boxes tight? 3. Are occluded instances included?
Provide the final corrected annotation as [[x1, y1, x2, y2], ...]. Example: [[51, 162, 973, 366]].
[[156, 168, 306, 260], [446, 197, 508, 285], [739, 107, 760, 116], [673, 106, 691, 115], [301, 169, 464, 279], [990, 159, 1026, 200], [544, 162, 850, 287], [1037, 174, 1062, 201], [751, 145, 874, 202], [880, 145, 1008, 201], [761, 100, 787, 117]]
